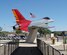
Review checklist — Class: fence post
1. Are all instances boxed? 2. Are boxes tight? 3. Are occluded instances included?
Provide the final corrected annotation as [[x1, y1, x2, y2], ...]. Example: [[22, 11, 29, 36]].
[[52, 48, 54, 55], [43, 42, 46, 55], [47, 45, 49, 55], [4, 44, 6, 55]]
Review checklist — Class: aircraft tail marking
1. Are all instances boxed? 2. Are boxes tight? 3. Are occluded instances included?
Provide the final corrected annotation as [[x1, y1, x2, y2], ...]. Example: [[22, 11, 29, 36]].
[[12, 9, 31, 32]]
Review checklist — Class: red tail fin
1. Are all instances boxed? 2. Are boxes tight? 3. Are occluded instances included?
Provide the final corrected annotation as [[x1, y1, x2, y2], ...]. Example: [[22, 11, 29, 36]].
[[12, 9, 31, 32]]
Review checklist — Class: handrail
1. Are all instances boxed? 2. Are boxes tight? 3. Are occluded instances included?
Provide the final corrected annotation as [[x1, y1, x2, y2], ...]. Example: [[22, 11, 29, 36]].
[[37, 39, 63, 55], [0, 39, 19, 55]]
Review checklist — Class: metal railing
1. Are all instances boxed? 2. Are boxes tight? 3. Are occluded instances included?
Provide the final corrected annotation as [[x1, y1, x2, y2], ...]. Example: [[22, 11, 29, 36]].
[[37, 39, 63, 55], [0, 39, 19, 55]]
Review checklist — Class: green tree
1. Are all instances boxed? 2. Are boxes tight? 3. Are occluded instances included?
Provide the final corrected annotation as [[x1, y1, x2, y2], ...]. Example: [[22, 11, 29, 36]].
[[0, 31, 9, 36], [54, 31, 62, 36], [15, 29, 22, 34], [0, 27, 2, 31], [38, 28, 51, 36]]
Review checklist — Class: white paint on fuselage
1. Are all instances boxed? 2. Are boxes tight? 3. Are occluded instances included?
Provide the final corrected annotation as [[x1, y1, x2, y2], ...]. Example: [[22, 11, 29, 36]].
[[29, 19, 54, 28]]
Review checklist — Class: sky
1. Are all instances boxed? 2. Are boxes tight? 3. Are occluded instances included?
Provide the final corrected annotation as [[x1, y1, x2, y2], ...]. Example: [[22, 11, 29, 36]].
[[0, 0, 67, 32]]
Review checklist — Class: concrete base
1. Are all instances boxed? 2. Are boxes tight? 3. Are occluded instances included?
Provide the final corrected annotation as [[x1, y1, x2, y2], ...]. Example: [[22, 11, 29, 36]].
[[26, 27, 38, 43]]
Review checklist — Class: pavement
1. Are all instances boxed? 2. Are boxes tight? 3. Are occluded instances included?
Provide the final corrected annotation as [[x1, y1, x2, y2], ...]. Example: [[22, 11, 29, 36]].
[[19, 43, 37, 47], [19, 40, 37, 47]]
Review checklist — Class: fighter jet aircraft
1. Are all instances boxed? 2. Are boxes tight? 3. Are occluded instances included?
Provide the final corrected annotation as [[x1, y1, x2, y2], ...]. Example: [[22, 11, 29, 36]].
[[12, 9, 54, 32]]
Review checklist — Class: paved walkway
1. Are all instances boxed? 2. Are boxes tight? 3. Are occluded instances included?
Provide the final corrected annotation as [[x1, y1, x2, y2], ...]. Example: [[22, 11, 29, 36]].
[[11, 40, 42, 55], [19, 40, 37, 47]]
